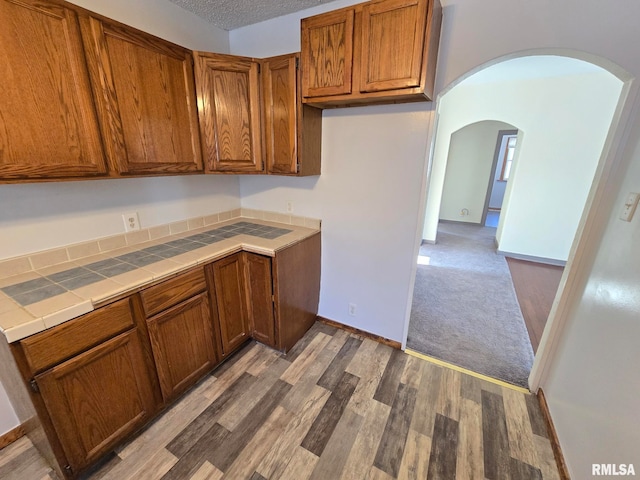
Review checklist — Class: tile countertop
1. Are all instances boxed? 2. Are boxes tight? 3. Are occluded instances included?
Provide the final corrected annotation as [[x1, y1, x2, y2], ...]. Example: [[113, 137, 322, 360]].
[[0, 218, 320, 343]]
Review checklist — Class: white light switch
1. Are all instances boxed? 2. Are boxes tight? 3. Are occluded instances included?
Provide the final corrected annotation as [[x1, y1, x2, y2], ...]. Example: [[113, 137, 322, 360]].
[[619, 192, 640, 222]]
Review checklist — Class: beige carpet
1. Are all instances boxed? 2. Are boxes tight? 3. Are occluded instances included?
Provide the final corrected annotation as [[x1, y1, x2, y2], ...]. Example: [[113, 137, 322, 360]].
[[407, 222, 534, 388]]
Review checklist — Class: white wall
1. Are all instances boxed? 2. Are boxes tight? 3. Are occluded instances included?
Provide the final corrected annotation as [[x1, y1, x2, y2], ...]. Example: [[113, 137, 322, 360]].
[[231, 1, 432, 342], [241, 105, 431, 341], [424, 69, 622, 262], [0, 177, 241, 259], [0, 382, 19, 436], [67, 0, 230, 52], [543, 115, 640, 478], [440, 121, 512, 223]]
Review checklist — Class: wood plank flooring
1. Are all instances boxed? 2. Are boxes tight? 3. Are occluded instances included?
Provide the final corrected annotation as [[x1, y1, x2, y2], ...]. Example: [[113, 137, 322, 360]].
[[0, 323, 560, 480], [506, 258, 564, 353]]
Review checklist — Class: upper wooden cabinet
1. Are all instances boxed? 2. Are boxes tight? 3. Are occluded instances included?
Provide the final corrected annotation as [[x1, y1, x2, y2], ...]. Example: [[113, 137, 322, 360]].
[[301, 0, 442, 107], [80, 16, 203, 176], [301, 9, 355, 98], [193, 52, 264, 174], [262, 54, 322, 176], [0, 0, 108, 180], [360, 0, 429, 92], [1, 0, 322, 182]]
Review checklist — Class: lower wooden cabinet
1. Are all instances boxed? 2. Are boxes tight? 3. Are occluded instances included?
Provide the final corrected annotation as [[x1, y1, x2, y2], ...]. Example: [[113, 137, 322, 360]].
[[209, 253, 250, 356], [146, 293, 218, 402], [244, 252, 277, 348], [3, 234, 321, 478], [272, 232, 322, 351], [35, 329, 156, 473]]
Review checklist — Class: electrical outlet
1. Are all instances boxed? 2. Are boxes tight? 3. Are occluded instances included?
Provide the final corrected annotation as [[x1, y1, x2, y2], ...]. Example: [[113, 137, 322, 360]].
[[286, 201, 293, 213], [348, 303, 357, 316], [620, 192, 640, 222], [122, 212, 140, 232]]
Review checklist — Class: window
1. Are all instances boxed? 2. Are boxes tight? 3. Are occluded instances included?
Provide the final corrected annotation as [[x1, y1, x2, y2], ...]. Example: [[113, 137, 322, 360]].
[[499, 135, 517, 181]]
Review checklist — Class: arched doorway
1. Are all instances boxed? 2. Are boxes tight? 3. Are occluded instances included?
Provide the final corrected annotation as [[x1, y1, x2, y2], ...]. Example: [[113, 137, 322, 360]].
[[404, 53, 629, 390]]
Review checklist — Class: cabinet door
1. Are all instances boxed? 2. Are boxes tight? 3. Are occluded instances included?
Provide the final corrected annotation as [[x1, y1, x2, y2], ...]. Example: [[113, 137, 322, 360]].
[[194, 53, 263, 173], [146, 293, 217, 402], [360, 0, 428, 92], [301, 9, 354, 98], [35, 329, 155, 473], [263, 53, 323, 176], [263, 55, 298, 175], [81, 17, 203, 175], [211, 253, 250, 355], [244, 253, 276, 348], [0, 0, 107, 180]]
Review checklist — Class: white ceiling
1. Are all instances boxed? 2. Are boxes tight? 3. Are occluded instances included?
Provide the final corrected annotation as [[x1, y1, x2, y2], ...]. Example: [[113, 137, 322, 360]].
[[167, 0, 339, 30]]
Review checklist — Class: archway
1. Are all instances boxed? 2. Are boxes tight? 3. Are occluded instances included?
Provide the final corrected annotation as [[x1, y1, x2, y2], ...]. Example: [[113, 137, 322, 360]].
[[439, 120, 519, 228], [404, 52, 629, 390]]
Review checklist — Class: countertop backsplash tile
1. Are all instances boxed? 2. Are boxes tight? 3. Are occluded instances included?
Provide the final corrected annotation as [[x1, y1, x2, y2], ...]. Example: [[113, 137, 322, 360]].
[[0, 209, 321, 343]]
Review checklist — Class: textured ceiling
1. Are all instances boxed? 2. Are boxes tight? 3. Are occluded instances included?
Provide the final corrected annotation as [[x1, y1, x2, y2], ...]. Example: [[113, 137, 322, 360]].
[[167, 0, 339, 31]]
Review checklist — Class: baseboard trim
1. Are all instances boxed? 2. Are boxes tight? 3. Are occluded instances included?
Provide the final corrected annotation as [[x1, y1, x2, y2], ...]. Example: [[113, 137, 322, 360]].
[[537, 388, 571, 479], [498, 250, 567, 267], [0, 424, 25, 450], [439, 219, 482, 226], [421, 239, 436, 245], [317, 317, 401, 350]]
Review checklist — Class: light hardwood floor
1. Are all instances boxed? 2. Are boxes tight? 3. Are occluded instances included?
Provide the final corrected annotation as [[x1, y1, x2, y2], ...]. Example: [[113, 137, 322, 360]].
[[0, 322, 560, 479], [506, 258, 564, 353]]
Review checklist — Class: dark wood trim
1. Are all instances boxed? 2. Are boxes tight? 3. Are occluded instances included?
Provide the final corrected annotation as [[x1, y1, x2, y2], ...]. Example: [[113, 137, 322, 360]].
[[0, 424, 25, 450], [317, 316, 401, 350], [537, 388, 571, 480]]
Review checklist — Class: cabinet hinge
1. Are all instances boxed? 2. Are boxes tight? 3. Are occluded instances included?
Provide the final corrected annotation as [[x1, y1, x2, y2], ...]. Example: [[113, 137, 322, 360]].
[[295, 57, 300, 70], [30, 379, 39, 393], [257, 63, 261, 74], [64, 465, 73, 476], [271, 295, 275, 303], [296, 163, 300, 174]]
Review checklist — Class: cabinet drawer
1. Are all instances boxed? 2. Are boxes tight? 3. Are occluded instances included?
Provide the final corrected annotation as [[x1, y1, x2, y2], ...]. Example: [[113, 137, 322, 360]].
[[141, 268, 207, 318], [20, 298, 135, 375]]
